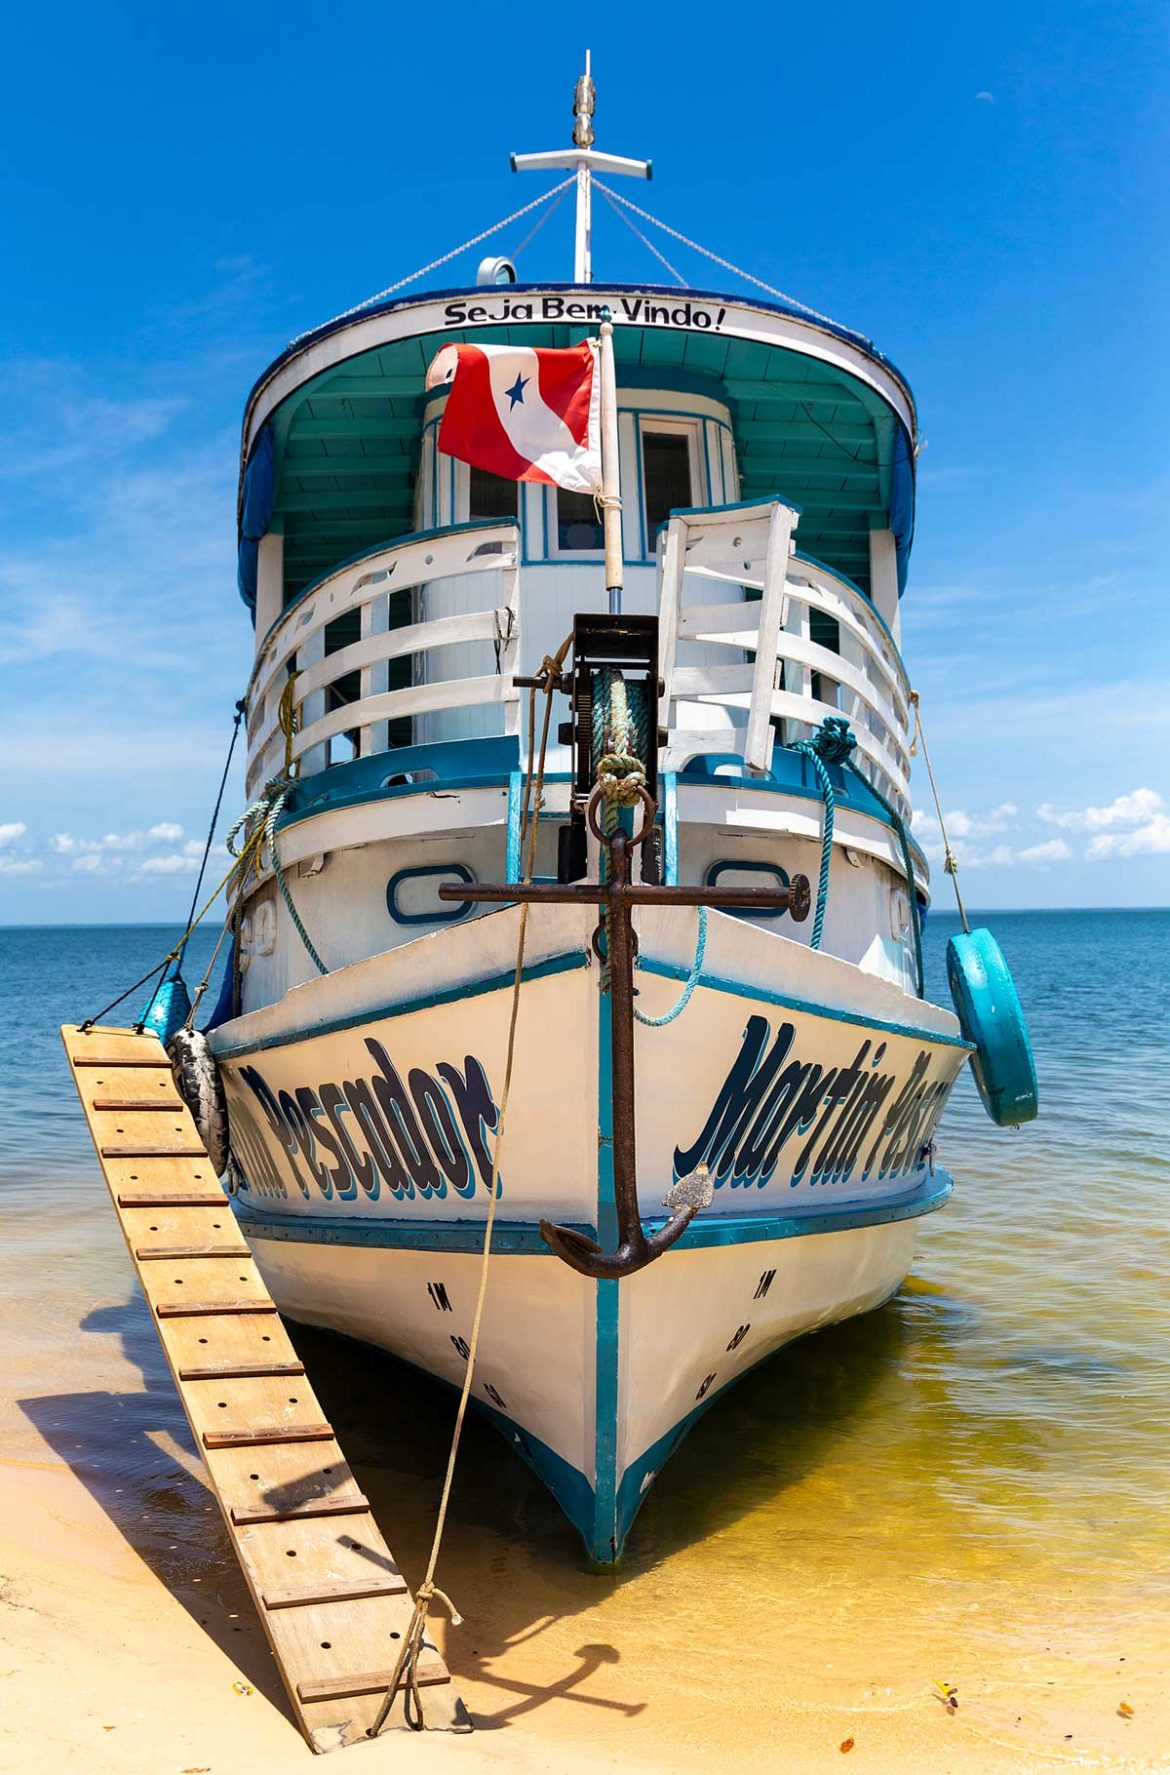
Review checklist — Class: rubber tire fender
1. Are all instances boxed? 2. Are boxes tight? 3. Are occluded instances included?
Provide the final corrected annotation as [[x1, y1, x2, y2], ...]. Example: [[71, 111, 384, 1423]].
[[166, 1026, 230, 1176], [946, 928, 1038, 1127]]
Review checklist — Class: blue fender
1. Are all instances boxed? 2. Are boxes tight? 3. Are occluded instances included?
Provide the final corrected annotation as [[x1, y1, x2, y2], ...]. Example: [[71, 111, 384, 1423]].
[[946, 929, 1038, 1127], [138, 964, 192, 1046]]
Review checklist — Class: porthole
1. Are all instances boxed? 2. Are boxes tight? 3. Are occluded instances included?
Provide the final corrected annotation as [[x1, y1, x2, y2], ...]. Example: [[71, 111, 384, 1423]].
[[386, 863, 475, 925], [704, 860, 790, 919]]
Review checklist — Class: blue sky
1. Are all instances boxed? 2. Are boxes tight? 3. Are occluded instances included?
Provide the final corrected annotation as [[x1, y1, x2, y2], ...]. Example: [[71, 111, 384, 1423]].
[[2, 0, 1166, 920]]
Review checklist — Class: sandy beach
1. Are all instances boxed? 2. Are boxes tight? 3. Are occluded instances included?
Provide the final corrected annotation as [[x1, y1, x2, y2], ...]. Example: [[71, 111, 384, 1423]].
[[2, 1195, 1167, 1775]]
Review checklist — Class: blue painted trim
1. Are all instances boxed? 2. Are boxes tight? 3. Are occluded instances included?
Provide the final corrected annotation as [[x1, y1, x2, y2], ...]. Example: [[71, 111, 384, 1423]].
[[386, 862, 475, 926], [211, 949, 591, 1060], [230, 1170, 950, 1258], [704, 859, 790, 919], [505, 770, 524, 883], [592, 974, 621, 1563], [663, 771, 679, 886], [636, 958, 973, 1049], [233, 1201, 597, 1253]]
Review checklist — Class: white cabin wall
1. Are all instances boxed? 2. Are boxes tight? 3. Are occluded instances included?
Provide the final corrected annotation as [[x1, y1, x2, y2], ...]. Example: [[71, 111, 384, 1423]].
[[868, 528, 901, 645], [255, 531, 284, 643]]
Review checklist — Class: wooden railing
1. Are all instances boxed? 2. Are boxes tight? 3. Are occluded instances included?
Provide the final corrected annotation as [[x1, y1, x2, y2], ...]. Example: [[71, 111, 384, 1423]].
[[245, 523, 521, 796], [657, 499, 913, 813]]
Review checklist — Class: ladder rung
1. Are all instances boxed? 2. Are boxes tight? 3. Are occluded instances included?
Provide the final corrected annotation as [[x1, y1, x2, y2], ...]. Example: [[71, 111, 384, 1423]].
[[136, 1244, 251, 1260], [72, 1056, 171, 1068], [202, 1424, 334, 1449], [156, 1300, 277, 1319], [263, 1577, 407, 1612], [297, 1665, 449, 1704], [118, 1192, 224, 1207], [102, 1145, 206, 1158], [93, 1098, 179, 1111], [179, 1361, 306, 1381], [230, 1492, 368, 1526]]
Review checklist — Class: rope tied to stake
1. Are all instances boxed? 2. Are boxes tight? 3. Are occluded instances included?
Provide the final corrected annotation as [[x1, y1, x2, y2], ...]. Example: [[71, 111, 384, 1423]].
[[369, 636, 572, 1739]]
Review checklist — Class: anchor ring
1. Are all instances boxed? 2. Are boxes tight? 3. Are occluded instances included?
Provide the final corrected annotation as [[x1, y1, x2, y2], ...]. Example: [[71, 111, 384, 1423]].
[[586, 784, 657, 850]]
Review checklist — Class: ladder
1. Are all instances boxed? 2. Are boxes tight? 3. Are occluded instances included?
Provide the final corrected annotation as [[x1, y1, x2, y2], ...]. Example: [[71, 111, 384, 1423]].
[[61, 1023, 469, 1753]]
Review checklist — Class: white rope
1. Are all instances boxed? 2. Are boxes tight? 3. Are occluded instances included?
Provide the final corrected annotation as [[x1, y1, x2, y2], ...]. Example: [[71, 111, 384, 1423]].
[[290, 178, 576, 343], [595, 184, 686, 285], [593, 181, 850, 332]]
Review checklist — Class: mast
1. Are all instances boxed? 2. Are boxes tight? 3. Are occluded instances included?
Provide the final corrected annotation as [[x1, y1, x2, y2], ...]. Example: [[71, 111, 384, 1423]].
[[510, 53, 651, 284]]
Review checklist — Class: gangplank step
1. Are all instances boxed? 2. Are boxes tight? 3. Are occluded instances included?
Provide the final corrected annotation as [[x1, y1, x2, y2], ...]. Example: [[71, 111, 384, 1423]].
[[202, 1424, 334, 1450], [180, 1360, 307, 1381], [230, 1493, 369, 1526], [61, 1023, 465, 1751], [118, 1192, 225, 1207], [135, 1244, 252, 1260], [263, 1577, 409, 1611], [156, 1300, 279, 1318], [297, 1663, 450, 1705]]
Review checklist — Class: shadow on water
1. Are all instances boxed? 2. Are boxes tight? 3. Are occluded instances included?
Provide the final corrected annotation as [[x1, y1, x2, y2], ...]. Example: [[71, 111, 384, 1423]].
[[18, 1276, 984, 1732]]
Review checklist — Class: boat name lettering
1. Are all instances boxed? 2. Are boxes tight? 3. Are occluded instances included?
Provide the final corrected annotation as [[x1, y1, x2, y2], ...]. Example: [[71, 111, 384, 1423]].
[[229, 1037, 501, 1205], [674, 1015, 954, 1190], [442, 296, 727, 332]]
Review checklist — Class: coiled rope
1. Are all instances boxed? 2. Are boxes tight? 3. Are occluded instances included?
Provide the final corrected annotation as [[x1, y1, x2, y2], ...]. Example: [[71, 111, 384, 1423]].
[[792, 715, 924, 997]]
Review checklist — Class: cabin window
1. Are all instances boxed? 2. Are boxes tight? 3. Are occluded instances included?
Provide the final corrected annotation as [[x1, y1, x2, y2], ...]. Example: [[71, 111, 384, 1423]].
[[468, 465, 518, 522], [554, 488, 604, 552], [641, 421, 700, 553]]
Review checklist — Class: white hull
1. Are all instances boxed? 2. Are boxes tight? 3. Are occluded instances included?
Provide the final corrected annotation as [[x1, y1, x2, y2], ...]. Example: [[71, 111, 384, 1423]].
[[211, 904, 965, 1560]]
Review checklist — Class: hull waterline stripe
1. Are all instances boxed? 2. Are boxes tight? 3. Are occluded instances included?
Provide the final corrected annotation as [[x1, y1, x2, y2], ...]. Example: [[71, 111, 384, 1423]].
[[230, 1172, 951, 1254]]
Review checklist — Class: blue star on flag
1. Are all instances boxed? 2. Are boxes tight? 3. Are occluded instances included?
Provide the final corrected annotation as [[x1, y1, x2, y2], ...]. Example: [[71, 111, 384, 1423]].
[[505, 373, 529, 409]]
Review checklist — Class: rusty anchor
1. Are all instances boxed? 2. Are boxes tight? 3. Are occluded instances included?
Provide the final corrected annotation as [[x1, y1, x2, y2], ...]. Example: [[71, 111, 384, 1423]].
[[439, 783, 810, 1280]]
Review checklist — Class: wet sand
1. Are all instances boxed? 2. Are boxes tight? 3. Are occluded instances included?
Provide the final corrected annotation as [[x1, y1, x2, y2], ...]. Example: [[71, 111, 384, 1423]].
[[1, 1197, 1167, 1774]]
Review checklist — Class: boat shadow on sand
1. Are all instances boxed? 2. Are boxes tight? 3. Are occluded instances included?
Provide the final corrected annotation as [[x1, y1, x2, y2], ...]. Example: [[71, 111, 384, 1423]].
[[20, 1288, 934, 1734]]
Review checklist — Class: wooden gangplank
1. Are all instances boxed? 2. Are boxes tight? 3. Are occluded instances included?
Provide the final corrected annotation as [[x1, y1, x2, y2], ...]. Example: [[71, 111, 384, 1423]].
[[62, 1024, 469, 1752]]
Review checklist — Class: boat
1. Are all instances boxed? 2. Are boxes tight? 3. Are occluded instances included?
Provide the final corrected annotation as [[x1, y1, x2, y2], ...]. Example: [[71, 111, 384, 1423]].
[[165, 60, 1036, 1567]]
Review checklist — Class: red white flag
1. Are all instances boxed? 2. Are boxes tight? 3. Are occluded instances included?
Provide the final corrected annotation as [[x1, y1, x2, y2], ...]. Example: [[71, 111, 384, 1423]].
[[425, 340, 601, 494]]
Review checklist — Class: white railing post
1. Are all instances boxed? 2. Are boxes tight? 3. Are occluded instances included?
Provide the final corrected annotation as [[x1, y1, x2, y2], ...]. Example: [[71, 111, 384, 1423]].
[[499, 557, 521, 736], [742, 502, 798, 775], [656, 518, 685, 719], [359, 592, 390, 756]]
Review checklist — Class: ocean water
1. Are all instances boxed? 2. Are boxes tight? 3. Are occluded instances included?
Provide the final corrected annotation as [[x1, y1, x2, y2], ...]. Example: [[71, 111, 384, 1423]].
[[1, 912, 1168, 1751]]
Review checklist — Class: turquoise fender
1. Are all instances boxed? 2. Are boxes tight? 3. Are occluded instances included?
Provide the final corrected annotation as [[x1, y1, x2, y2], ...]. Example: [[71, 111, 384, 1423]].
[[946, 929, 1038, 1126], [138, 967, 192, 1046]]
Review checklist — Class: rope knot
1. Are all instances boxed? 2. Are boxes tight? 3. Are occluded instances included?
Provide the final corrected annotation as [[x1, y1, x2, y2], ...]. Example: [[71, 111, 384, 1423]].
[[597, 751, 647, 805], [416, 1581, 463, 1627], [811, 715, 857, 766]]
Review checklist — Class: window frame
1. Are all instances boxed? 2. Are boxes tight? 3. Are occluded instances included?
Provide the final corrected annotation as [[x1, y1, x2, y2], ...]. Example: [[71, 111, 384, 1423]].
[[638, 417, 704, 559]]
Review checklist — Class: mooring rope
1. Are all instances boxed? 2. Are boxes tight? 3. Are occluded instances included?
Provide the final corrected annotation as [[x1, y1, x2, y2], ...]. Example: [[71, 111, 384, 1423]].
[[370, 638, 572, 1737], [909, 689, 970, 935]]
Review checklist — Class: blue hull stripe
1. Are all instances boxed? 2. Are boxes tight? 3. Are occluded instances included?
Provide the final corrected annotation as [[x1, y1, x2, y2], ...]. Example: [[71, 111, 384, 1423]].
[[211, 949, 590, 1059], [638, 958, 973, 1050], [231, 1171, 951, 1255]]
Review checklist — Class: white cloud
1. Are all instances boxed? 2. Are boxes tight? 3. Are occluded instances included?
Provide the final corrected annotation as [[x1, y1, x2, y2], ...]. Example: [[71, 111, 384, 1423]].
[[71, 853, 123, 874], [1086, 815, 1170, 861], [1037, 788, 1163, 832], [49, 832, 76, 854], [0, 821, 27, 847], [149, 821, 184, 841], [0, 856, 41, 876], [1016, 838, 1073, 865], [135, 852, 200, 875]]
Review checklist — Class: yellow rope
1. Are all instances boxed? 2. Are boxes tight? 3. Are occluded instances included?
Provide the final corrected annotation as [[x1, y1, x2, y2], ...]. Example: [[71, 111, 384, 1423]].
[[369, 640, 570, 1737]]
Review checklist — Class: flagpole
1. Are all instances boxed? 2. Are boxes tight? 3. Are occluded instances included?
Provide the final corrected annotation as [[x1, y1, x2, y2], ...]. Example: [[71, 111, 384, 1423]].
[[598, 309, 623, 615]]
